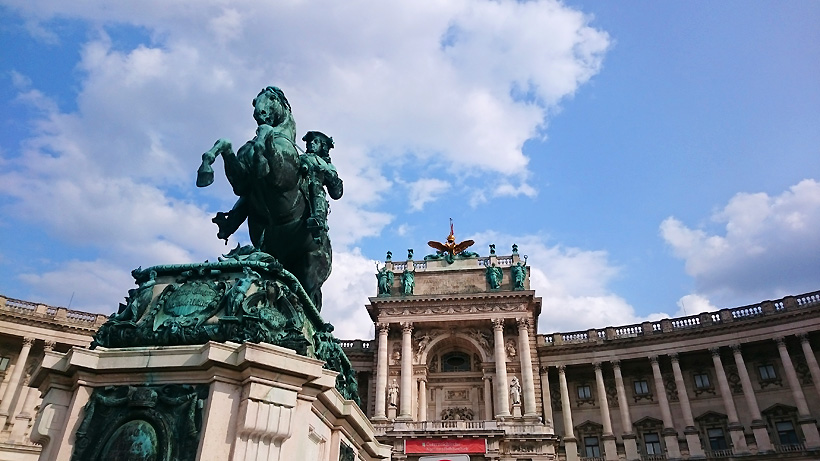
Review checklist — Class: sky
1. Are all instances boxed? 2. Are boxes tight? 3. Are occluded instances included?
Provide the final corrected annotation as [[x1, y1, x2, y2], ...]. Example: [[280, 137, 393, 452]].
[[1, 1, 818, 340]]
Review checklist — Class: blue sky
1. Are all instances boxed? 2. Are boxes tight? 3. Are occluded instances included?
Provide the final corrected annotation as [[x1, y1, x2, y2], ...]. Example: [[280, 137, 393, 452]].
[[1, 1, 818, 339]]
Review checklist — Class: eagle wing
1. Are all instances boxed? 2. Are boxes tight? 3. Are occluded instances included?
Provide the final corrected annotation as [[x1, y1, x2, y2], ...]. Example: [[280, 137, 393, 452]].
[[428, 241, 449, 253], [453, 239, 475, 254]]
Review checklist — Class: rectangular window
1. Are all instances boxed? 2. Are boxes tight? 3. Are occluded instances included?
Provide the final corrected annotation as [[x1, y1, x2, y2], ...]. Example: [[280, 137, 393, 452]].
[[776, 421, 800, 445], [577, 385, 591, 400], [707, 428, 728, 450], [633, 380, 649, 395], [694, 373, 711, 389], [584, 436, 601, 457], [759, 364, 777, 381], [644, 432, 662, 455], [0, 357, 9, 371]]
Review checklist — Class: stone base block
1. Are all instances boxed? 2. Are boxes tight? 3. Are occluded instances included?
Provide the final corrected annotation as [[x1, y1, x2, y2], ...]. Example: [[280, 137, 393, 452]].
[[30, 341, 390, 461]]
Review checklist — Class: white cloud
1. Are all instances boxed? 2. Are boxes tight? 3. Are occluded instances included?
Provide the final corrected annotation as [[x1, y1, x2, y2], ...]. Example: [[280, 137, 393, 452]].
[[407, 178, 451, 212], [320, 248, 378, 340], [661, 179, 820, 304], [0, 0, 610, 328], [674, 294, 719, 318]]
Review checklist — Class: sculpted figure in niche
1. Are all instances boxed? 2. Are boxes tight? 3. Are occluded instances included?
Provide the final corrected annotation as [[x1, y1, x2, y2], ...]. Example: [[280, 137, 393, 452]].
[[391, 345, 401, 364], [388, 379, 399, 407], [510, 376, 522, 405], [505, 338, 517, 359]]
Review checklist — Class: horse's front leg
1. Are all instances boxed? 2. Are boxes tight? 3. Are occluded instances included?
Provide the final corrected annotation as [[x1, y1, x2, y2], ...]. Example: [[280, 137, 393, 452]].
[[196, 138, 233, 187]]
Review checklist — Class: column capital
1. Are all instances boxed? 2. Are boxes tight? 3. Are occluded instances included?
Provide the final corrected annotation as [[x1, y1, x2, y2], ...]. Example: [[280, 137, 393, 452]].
[[774, 336, 786, 346], [22, 337, 34, 347], [418, 376, 428, 383], [730, 343, 743, 354], [669, 353, 679, 363], [611, 359, 621, 369], [798, 333, 810, 343], [44, 341, 55, 352], [648, 355, 659, 365], [516, 317, 530, 329], [592, 362, 602, 371], [491, 318, 505, 330], [557, 365, 566, 374], [401, 322, 413, 333], [377, 323, 390, 334], [539, 365, 550, 375], [709, 347, 721, 357]]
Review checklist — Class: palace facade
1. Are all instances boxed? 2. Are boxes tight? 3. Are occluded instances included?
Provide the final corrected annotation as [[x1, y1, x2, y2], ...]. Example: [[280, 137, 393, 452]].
[[1, 246, 819, 461]]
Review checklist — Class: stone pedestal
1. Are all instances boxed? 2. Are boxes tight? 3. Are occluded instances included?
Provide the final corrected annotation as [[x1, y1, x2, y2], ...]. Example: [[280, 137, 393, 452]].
[[30, 341, 390, 461], [511, 403, 522, 418]]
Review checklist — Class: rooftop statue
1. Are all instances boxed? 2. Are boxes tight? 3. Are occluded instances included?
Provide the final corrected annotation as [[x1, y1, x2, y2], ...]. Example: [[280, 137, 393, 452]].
[[196, 86, 341, 310], [425, 219, 477, 264]]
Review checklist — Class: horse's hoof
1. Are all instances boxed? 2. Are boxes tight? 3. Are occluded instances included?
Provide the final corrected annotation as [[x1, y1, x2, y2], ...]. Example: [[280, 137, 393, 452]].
[[196, 166, 215, 187]]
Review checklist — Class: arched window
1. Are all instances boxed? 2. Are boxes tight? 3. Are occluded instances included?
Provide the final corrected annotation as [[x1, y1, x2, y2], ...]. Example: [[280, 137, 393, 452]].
[[441, 351, 471, 372]]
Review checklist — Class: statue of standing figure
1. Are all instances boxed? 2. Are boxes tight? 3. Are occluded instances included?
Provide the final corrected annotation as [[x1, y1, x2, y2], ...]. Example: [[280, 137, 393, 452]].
[[376, 265, 394, 296], [388, 379, 399, 407], [511, 261, 527, 290], [510, 376, 522, 405], [486, 264, 502, 290], [402, 270, 415, 295]]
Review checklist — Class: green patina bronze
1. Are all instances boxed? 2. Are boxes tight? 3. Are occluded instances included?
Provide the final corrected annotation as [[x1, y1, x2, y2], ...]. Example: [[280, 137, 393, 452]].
[[82, 90, 361, 461], [376, 265, 393, 296], [91, 246, 360, 404], [486, 264, 503, 290], [196, 86, 342, 311], [511, 261, 527, 290], [71, 384, 207, 461], [401, 269, 414, 295]]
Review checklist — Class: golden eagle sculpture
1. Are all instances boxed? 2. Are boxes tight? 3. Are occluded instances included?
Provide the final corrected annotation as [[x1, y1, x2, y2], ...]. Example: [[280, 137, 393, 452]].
[[428, 219, 475, 256]]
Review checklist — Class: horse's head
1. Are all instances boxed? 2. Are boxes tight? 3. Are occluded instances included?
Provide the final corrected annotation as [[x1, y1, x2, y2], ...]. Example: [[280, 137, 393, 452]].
[[252, 86, 292, 127]]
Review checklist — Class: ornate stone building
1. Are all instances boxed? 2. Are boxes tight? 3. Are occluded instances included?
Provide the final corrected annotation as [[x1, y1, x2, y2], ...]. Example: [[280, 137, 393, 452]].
[[1, 245, 820, 461]]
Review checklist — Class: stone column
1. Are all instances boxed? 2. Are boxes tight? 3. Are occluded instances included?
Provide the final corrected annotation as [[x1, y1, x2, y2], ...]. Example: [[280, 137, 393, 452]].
[[710, 347, 748, 454], [10, 373, 38, 443], [669, 353, 705, 458], [516, 318, 537, 418], [539, 367, 554, 427], [0, 337, 33, 428], [593, 362, 618, 460], [483, 376, 494, 421], [730, 344, 772, 452], [776, 337, 820, 448], [418, 378, 428, 421], [492, 318, 511, 417], [373, 323, 389, 420], [798, 334, 820, 404], [649, 355, 681, 459], [558, 365, 579, 461], [399, 322, 413, 420], [612, 361, 639, 461], [434, 387, 442, 421]]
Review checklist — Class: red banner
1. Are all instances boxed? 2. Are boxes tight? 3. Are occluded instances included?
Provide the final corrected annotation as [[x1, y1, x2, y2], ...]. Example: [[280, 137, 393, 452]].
[[405, 439, 486, 454]]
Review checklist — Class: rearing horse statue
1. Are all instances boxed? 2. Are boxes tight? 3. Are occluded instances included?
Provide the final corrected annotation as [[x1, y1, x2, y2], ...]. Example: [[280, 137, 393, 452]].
[[196, 86, 332, 310]]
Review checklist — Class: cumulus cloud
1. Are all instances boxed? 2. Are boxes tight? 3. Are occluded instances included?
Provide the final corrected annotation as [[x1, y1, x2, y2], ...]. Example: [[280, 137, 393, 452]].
[[0, 0, 610, 320], [661, 179, 820, 305], [407, 178, 451, 212], [321, 248, 379, 340]]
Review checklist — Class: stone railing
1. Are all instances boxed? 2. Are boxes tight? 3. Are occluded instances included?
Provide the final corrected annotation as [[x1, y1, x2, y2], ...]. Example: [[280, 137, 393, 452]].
[[0, 294, 108, 329], [389, 420, 500, 432], [542, 290, 820, 346]]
